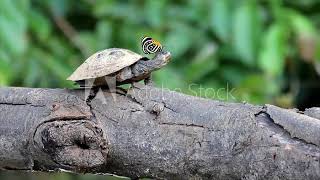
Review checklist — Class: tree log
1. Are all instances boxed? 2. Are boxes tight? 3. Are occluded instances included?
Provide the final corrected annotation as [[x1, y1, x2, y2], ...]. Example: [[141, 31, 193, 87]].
[[0, 86, 319, 179]]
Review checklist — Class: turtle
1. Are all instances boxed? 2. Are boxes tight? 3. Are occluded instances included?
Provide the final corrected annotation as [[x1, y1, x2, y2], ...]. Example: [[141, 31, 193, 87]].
[[67, 48, 171, 88]]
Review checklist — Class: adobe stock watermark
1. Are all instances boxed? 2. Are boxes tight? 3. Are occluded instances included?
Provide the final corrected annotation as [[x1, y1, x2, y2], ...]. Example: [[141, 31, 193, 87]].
[[82, 76, 238, 103], [83, 76, 118, 104], [187, 83, 237, 101], [153, 83, 237, 101]]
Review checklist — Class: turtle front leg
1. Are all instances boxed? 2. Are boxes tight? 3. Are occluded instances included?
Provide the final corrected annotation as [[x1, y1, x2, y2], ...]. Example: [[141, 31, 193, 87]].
[[144, 74, 154, 86]]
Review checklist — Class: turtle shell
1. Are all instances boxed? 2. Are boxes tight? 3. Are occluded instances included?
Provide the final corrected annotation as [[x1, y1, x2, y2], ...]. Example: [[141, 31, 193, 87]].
[[67, 48, 144, 81]]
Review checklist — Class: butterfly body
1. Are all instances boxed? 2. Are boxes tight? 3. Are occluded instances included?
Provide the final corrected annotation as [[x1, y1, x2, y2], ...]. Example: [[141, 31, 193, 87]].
[[141, 36, 163, 54]]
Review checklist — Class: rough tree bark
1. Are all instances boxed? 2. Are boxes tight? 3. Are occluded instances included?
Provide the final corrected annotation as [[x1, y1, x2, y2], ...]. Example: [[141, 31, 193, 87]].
[[0, 86, 319, 179]]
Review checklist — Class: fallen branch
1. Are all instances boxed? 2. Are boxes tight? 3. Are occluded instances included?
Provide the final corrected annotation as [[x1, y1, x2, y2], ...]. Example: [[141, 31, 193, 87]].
[[0, 86, 319, 179]]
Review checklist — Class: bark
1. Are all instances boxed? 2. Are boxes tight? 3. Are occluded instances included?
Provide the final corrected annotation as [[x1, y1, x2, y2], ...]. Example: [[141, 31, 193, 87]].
[[0, 86, 319, 179]]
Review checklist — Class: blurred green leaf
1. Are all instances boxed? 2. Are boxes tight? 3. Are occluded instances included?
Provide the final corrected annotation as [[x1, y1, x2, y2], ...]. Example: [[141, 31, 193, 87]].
[[144, 0, 166, 28], [210, 0, 232, 42], [0, 59, 12, 86], [238, 74, 279, 104], [165, 23, 195, 58], [0, 0, 318, 109], [29, 48, 73, 87], [0, 0, 27, 30], [0, 16, 27, 56], [94, 0, 142, 24], [75, 32, 98, 56], [96, 20, 112, 49], [258, 24, 288, 76], [29, 10, 51, 41], [47, 0, 70, 16], [288, 10, 317, 37], [233, 1, 262, 66], [24, 59, 40, 87], [93, 0, 115, 17], [220, 65, 249, 86], [46, 36, 78, 66], [118, 24, 149, 52], [284, 0, 318, 8], [184, 43, 217, 82], [186, 0, 209, 26], [316, 39, 320, 62]]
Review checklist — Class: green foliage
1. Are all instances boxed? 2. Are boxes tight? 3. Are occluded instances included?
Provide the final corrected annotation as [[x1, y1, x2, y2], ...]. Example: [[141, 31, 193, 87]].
[[258, 24, 288, 76], [233, 0, 262, 66], [0, 0, 319, 107]]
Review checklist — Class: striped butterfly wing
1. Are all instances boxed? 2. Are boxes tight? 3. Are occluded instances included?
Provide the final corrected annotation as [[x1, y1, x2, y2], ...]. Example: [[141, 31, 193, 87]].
[[141, 36, 163, 54], [141, 37, 153, 54]]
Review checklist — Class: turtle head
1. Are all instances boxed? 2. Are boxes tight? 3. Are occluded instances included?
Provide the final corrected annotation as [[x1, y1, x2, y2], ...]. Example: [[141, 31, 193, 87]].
[[132, 50, 171, 77], [152, 50, 171, 67]]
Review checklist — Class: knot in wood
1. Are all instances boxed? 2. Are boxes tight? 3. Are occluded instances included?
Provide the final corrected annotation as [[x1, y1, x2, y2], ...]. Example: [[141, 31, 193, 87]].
[[35, 120, 108, 170], [152, 103, 165, 115]]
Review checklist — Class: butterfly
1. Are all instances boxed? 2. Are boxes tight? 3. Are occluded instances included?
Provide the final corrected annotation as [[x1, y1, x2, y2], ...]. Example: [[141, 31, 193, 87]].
[[141, 36, 163, 54]]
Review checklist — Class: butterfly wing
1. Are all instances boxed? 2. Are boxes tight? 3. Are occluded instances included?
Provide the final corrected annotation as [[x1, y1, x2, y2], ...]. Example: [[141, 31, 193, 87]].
[[141, 36, 163, 54]]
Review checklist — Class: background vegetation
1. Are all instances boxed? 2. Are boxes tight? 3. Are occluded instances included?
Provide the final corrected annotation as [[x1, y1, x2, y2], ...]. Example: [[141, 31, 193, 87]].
[[1, 0, 320, 108], [0, 0, 320, 178]]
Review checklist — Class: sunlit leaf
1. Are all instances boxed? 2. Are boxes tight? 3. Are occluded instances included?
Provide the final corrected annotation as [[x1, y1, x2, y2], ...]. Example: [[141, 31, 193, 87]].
[[288, 10, 316, 37]]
